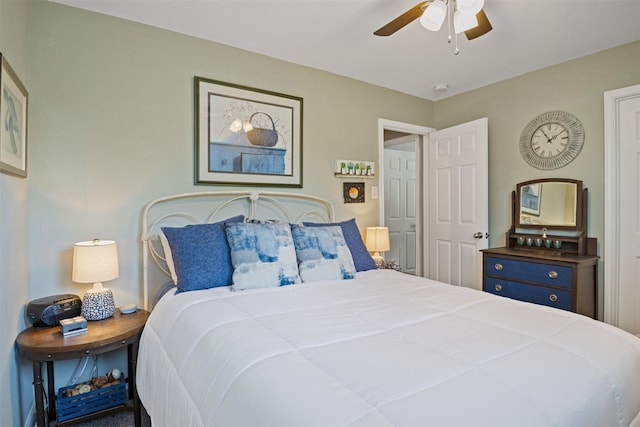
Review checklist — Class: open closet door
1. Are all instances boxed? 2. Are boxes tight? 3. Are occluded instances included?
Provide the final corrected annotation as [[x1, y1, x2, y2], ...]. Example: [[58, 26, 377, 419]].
[[425, 118, 488, 290]]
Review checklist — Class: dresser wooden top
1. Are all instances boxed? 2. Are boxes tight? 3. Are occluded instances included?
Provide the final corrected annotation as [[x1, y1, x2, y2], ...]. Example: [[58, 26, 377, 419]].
[[481, 247, 598, 264]]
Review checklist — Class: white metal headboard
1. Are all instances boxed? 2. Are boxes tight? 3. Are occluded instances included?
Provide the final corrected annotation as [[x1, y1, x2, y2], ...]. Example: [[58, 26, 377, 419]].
[[141, 190, 334, 310]]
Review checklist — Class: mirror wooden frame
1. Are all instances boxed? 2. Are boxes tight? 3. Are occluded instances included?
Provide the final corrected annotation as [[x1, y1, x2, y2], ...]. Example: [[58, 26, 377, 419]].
[[507, 178, 595, 256], [515, 178, 584, 231]]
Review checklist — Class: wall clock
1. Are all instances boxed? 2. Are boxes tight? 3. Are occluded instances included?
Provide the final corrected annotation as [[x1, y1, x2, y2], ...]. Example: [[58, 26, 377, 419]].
[[519, 111, 585, 170]]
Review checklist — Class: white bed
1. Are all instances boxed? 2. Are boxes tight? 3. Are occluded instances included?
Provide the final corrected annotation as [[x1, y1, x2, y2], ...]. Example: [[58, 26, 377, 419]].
[[137, 191, 640, 427]]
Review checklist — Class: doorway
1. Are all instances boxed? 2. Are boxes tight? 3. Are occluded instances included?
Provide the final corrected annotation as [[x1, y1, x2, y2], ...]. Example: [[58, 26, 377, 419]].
[[384, 135, 420, 274], [378, 119, 434, 277]]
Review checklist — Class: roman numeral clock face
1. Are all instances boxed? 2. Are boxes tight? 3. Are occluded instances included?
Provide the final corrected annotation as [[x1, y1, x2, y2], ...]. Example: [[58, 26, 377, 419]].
[[519, 111, 585, 170]]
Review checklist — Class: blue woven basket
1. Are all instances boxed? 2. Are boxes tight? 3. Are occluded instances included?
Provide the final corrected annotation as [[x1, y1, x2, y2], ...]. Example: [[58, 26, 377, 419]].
[[56, 379, 127, 422]]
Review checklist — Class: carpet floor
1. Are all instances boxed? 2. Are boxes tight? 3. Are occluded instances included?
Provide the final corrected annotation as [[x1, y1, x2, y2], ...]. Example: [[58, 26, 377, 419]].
[[70, 411, 133, 426], [68, 409, 152, 426]]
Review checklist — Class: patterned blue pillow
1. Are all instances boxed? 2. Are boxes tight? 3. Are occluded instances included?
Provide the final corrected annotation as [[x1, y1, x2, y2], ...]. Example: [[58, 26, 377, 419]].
[[162, 215, 244, 293], [291, 225, 356, 282], [303, 218, 377, 272], [225, 222, 301, 291]]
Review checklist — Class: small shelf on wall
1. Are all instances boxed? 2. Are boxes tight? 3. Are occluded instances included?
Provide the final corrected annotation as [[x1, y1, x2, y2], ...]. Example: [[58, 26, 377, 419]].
[[335, 159, 375, 178]]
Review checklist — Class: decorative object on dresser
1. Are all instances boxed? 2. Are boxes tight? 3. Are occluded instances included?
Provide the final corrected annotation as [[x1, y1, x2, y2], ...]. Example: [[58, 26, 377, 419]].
[[194, 77, 303, 187], [0, 53, 29, 177], [365, 226, 391, 267], [482, 178, 598, 317], [72, 239, 119, 321]]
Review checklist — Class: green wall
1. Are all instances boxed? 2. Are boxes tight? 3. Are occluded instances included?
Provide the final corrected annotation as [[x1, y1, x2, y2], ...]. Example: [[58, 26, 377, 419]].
[[28, 0, 433, 306], [0, 0, 32, 425], [23, 2, 432, 421], [435, 41, 640, 317]]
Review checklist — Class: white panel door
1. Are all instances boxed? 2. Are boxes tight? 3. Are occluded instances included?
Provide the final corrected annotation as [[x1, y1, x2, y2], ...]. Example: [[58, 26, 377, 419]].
[[426, 118, 488, 289], [616, 93, 640, 334], [384, 142, 417, 274]]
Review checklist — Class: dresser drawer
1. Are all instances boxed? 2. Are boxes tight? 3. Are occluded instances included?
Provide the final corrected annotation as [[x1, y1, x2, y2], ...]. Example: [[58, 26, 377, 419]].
[[484, 277, 572, 311], [484, 256, 573, 288]]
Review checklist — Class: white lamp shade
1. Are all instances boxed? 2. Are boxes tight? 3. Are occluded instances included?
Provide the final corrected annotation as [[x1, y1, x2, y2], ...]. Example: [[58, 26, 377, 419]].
[[456, 0, 484, 14], [72, 239, 119, 284], [365, 227, 391, 253], [420, 0, 447, 31], [454, 9, 478, 33]]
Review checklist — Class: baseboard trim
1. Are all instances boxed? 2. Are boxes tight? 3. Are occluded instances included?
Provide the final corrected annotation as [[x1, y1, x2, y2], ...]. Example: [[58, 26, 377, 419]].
[[24, 402, 35, 427]]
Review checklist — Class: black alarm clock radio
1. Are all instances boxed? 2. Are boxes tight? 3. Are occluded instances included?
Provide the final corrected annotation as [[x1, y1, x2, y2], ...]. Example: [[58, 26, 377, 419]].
[[26, 294, 82, 327]]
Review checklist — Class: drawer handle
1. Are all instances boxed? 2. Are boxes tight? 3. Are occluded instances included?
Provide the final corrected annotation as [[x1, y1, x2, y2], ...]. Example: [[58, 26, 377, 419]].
[[494, 284, 503, 292], [494, 263, 503, 271], [548, 271, 558, 279], [549, 294, 558, 302]]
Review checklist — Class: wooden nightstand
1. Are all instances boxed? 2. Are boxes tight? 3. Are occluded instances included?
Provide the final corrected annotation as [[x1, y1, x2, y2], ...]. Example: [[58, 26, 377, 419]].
[[16, 309, 149, 427]]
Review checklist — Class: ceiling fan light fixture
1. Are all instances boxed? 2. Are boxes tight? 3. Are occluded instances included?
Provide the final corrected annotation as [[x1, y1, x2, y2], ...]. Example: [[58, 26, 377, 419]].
[[419, 0, 447, 31], [453, 9, 478, 34], [456, 0, 484, 14]]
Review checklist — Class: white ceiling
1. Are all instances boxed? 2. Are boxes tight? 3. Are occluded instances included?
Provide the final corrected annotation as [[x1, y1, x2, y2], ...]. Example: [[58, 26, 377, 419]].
[[51, 0, 640, 101]]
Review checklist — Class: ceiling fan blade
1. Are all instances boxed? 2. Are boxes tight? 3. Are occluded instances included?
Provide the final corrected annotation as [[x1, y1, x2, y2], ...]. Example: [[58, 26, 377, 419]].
[[464, 9, 492, 40], [374, 1, 429, 36]]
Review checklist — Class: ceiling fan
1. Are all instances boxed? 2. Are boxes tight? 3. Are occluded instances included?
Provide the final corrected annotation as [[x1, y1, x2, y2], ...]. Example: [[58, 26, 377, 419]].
[[374, 0, 492, 43]]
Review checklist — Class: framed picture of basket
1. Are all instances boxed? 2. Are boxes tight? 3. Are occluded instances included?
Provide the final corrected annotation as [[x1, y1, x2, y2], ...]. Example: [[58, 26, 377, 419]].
[[0, 54, 28, 177], [195, 77, 303, 187]]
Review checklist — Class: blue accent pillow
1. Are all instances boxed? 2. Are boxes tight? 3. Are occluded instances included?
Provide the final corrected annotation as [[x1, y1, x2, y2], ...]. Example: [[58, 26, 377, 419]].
[[225, 222, 301, 291], [303, 218, 377, 272], [161, 215, 244, 293], [291, 225, 355, 282]]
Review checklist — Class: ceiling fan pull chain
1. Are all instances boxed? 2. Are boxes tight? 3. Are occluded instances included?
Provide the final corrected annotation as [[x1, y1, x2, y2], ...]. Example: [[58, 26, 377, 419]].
[[447, 0, 460, 54], [453, 2, 459, 56], [447, 0, 453, 44]]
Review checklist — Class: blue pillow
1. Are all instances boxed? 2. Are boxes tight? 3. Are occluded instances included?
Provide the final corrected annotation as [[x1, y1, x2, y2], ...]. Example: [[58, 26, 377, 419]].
[[225, 222, 301, 291], [162, 215, 244, 293], [303, 218, 377, 272], [291, 225, 356, 282]]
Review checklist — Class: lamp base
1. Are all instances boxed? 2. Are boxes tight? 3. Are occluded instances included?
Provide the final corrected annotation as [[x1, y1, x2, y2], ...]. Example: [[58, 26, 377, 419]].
[[371, 252, 385, 269], [81, 288, 115, 321]]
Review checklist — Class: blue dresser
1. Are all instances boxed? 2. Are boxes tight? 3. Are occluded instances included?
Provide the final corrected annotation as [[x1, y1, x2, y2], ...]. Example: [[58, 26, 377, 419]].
[[482, 248, 597, 318]]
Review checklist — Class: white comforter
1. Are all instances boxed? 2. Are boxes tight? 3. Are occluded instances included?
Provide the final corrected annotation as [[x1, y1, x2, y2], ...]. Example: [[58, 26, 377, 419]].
[[137, 270, 640, 427]]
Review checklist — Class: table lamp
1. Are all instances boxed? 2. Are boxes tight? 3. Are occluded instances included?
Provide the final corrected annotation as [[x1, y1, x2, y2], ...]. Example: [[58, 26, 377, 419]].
[[365, 227, 390, 268], [72, 239, 119, 321]]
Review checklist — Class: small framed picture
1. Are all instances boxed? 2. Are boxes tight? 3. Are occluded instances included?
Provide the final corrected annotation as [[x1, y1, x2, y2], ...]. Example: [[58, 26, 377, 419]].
[[0, 54, 28, 177], [343, 182, 365, 203]]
